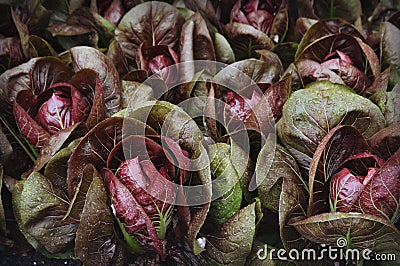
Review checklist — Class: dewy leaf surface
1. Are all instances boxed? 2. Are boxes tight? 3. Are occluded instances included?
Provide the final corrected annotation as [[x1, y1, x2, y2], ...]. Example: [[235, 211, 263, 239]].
[[257, 143, 304, 213], [291, 212, 400, 262], [203, 203, 256, 265], [207, 143, 242, 227], [12, 171, 76, 257], [277, 81, 385, 173], [75, 165, 118, 266], [279, 178, 308, 252]]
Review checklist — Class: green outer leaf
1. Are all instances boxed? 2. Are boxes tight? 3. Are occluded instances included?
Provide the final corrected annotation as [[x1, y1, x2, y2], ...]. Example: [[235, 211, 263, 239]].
[[70, 46, 121, 117], [291, 212, 400, 262], [43, 138, 81, 194], [370, 82, 400, 126], [214, 32, 235, 64], [214, 58, 282, 92], [223, 22, 274, 60], [75, 164, 118, 265], [313, 0, 362, 22], [207, 143, 242, 227], [230, 139, 254, 202], [257, 143, 305, 213], [203, 202, 256, 265], [277, 81, 385, 173], [380, 21, 400, 72], [63, 164, 97, 222], [279, 178, 309, 255], [12, 171, 76, 258], [121, 80, 154, 109]]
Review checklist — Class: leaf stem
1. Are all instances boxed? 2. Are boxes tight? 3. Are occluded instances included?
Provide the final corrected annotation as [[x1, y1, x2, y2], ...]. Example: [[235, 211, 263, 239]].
[[330, 0, 335, 18], [0, 115, 37, 163], [114, 213, 145, 255]]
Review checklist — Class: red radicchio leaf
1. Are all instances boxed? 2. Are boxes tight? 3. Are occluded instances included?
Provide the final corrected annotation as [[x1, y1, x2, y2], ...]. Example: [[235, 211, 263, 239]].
[[357, 148, 400, 220], [69, 69, 105, 129], [321, 52, 371, 94], [34, 83, 90, 134], [231, 0, 250, 25], [226, 90, 262, 123], [138, 43, 179, 80], [13, 100, 50, 149], [324, 50, 353, 64], [115, 157, 175, 216], [35, 90, 73, 134], [244, 0, 273, 33], [339, 152, 386, 175], [100, 0, 124, 26], [231, 0, 274, 33], [102, 168, 165, 259], [330, 150, 399, 220], [140, 160, 176, 213], [330, 167, 370, 212], [70, 85, 91, 125]]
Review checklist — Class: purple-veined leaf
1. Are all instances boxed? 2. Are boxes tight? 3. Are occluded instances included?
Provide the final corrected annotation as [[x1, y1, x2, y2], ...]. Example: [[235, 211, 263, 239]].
[[75, 165, 120, 265], [115, 1, 184, 61], [102, 167, 165, 258], [14, 99, 50, 149], [308, 125, 370, 216], [12, 171, 76, 257], [291, 212, 400, 260], [329, 167, 366, 212], [202, 202, 256, 265], [358, 148, 400, 221], [277, 81, 385, 175]]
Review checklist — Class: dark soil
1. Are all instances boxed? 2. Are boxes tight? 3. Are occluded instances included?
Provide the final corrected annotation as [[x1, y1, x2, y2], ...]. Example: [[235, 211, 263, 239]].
[[0, 245, 82, 266]]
